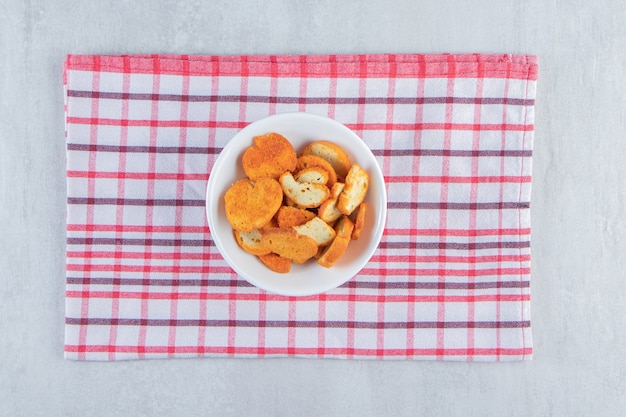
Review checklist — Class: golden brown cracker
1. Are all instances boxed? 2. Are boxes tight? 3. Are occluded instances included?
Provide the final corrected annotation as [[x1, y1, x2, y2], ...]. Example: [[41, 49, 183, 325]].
[[275, 206, 316, 228], [294, 167, 329, 185], [280, 172, 330, 208], [261, 228, 319, 264], [295, 155, 337, 187], [337, 164, 369, 215], [233, 229, 271, 256], [258, 253, 291, 273], [224, 178, 283, 232], [317, 216, 355, 268], [242, 133, 297, 181], [301, 140, 352, 181], [351, 202, 367, 240], [293, 217, 336, 246]]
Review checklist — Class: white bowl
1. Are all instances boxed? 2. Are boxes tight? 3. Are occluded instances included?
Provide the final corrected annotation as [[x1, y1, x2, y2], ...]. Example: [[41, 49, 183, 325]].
[[206, 112, 387, 296]]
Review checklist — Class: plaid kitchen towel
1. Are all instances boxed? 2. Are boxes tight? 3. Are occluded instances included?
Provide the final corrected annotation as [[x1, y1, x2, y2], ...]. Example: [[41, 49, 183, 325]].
[[63, 54, 538, 361]]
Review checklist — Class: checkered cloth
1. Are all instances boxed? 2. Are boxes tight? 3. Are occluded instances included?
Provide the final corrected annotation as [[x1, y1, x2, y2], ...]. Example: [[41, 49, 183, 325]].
[[63, 54, 538, 361]]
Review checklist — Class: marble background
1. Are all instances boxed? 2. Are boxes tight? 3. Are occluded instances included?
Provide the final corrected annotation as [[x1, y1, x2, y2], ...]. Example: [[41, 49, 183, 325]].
[[1, 1, 624, 416]]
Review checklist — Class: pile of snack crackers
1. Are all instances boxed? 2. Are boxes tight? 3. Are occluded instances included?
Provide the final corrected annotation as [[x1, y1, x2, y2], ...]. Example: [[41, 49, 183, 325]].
[[223, 133, 369, 273]]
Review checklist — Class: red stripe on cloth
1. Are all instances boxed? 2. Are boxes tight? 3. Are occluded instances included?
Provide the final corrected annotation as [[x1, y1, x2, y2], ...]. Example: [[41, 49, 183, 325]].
[[359, 267, 531, 278], [138, 59, 161, 359], [64, 343, 533, 359], [66, 116, 534, 132], [384, 175, 531, 183], [66, 264, 230, 273], [67, 248, 530, 264], [66, 290, 531, 304], [67, 224, 208, 233], [518, 60, 533, 360], [327, 55, 338, 119], [383, 227, 531, 237], [405, 58, 427, 353], [466, 60, 485, 360], [256, 290, 268, 357], [65, 117, 248, 129], [287, 299, 297, 356], [435, 55, 455, 359], [298, 55, 308, 113], [66, 54, 538, 80], [66, 251, 221, 261], [316, 293, 327, 358], [195, 58, 221, 352], [341, 122, 534, 131], [67, 170, 208, 181], [166, 59, 191, 357], [376, 55, 398, 358], [268, 56, 278, 115], [368, 254, 530, 264], [77, 56, 102, 360], [496, 64, 512, 360], [107, 56, 131, 360]]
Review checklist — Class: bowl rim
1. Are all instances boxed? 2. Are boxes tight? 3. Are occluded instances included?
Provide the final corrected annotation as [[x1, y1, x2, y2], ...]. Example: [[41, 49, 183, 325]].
[[205, 112, 387, 296]]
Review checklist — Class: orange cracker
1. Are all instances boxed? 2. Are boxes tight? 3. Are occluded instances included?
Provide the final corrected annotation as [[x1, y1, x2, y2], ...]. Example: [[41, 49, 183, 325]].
[[317, 216, 355, 268], [301, 140, 352, 181], [234, 229, 271, 256], [351, 202, 367, 240], [258, 253, 291, 273], [242, 132, 297, 181], [295, 154, 337, 187], [261, 228, 319, 264], [275, 206, 316, 228], [224, 178, 283, 232], [337, 163, 369, 215]]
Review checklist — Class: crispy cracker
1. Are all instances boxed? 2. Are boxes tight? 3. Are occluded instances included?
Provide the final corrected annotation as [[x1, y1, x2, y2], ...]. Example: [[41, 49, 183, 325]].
[[294, 167, 329, 185], [242, 133, 297, 181], [224, 178, 283, 232], [280, 172, 330, 208], [295, 155, 337, 187], [258, 253, 291, 273], [276, 206, 316, 228], [261, 228, 319, 264], [351, 202, 367, 240], [337, 164, 369, 215], [317, 216, 355, 268], [234, 229, 271, 255], [293, 216, 336, 246], [301, 140, 352, 181]]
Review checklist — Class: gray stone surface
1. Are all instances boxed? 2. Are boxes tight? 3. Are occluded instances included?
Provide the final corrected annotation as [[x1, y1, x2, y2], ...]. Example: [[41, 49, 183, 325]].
[[1, 0, 624, 416]]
